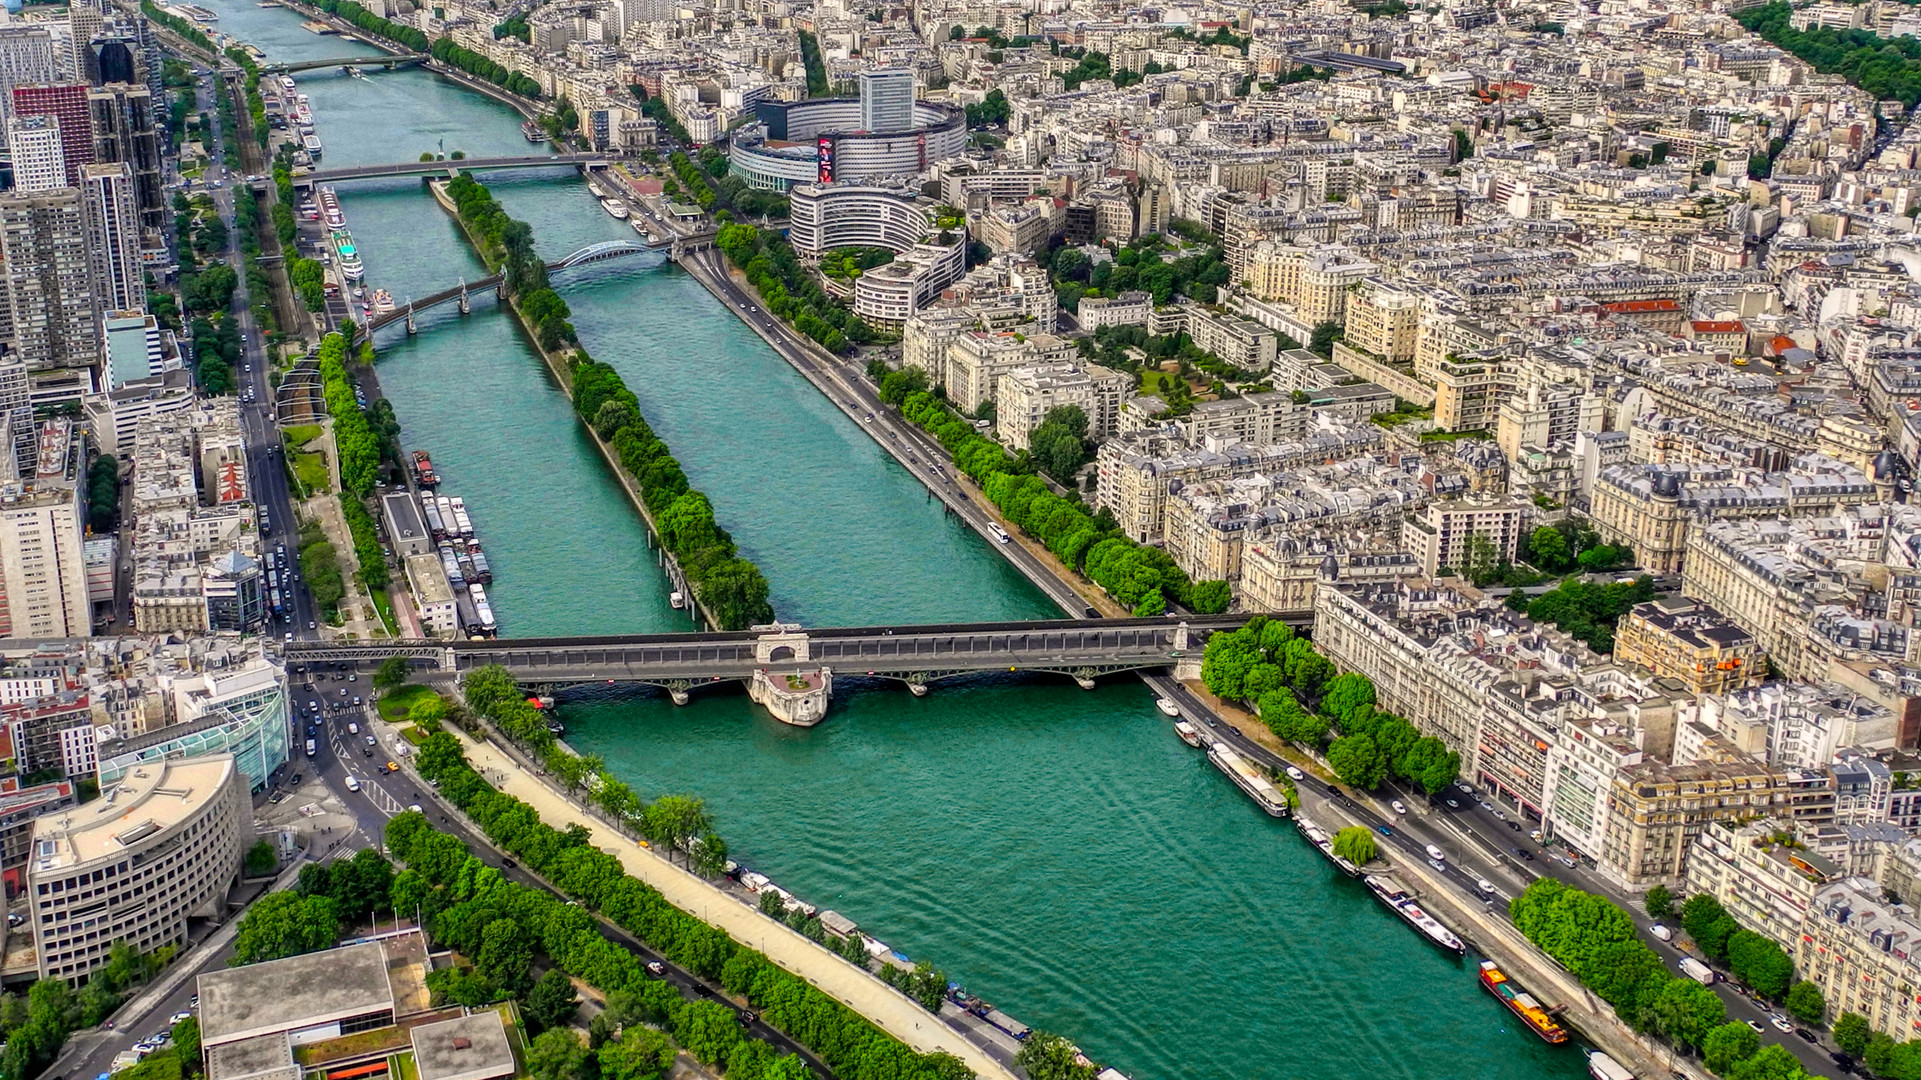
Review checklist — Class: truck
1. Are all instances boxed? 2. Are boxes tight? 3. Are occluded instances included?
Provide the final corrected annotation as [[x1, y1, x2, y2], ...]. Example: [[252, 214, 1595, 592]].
[[305, 739, 316, 757], [1678, 957, 1716, 985]]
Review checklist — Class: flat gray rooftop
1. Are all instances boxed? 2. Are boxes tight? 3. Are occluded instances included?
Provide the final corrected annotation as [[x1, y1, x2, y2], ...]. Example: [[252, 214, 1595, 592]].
[[410, 1010, 515, 1080], [198, 941, 395, 1046], [206, 1032, 298, 1080]]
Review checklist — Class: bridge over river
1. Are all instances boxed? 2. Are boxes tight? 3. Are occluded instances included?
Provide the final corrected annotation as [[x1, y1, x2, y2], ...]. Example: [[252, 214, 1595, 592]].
[[284, 615, 1273, 724]]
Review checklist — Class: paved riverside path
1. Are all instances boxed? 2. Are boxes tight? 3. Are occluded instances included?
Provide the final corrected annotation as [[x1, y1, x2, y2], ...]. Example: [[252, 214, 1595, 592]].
[[448, 730, 1022, 1080]]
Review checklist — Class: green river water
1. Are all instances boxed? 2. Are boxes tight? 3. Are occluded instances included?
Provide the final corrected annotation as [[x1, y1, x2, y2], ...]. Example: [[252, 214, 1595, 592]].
[[203, 8, 1589, 1076]]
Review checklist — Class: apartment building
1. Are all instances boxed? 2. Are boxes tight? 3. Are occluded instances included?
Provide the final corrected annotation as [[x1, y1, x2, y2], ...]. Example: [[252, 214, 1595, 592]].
[[1799, 877, 1921, 1041], [1184, 305, 1279, 372], [1684, 818, 1840, 945], [1399, 492, 1532, 577], [1342, 280, 1420, 365], [1599, 740, 1790, 888], [0, 419, 89, 639], [1613, 597, 1766, 696], [1591, 459, 1876, 575], [994, 362, 1129, 449], [942, 330, 1076, 414]]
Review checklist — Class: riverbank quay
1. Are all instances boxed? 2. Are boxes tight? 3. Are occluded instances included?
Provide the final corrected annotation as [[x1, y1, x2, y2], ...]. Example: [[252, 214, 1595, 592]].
[[674, 246, 1118, 619], [1143, 672, 1700, 1080], [428, 180, 724, 632], [428, 719, 1024, 1080]]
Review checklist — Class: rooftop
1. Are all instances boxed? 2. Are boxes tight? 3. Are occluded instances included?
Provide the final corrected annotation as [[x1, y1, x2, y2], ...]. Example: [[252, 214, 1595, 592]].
[[198, 941, 396, 1048], [410, 1010, 516, 1080], [28, 754, 235, 875]]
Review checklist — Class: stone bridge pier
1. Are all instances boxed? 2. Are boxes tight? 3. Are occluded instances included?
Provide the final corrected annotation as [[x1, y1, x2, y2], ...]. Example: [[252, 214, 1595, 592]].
[[743, 625, 832, 726]]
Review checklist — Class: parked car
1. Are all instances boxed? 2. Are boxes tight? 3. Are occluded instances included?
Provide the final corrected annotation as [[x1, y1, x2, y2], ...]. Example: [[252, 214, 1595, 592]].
[[1390, 800, 1407, 815], [645, 961, 665, 976], [1650, 924, 1672, 941]]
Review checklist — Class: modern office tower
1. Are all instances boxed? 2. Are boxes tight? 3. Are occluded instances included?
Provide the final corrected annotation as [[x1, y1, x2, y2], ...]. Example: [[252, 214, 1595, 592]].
[[79, 163, 141, 314], [0, 188, 99, 373], [86, 83, 160, 231], [858, 67, 915, 134], [11, 84, 93, 185], [0, 27, 58, 126], [8, 115, 64, 192]]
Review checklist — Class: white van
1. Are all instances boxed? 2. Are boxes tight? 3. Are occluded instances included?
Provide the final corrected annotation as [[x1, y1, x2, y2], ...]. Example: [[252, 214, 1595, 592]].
[[1650, 924, 1673, 942], [1425, 844, 1446, 862], [348, 722, 359, 735], [345, 776, 361, 793]]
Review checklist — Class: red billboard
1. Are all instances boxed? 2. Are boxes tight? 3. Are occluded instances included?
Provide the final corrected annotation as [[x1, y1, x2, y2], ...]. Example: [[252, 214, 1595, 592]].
[[816, 136, 835, 182]]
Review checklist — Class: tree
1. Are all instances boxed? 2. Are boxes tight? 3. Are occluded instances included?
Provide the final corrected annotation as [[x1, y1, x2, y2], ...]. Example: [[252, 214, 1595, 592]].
[[1703, 1020, 1761, 1074], [1833, 1012, 1871, 1056], [1681, 894, 1738, 960], [527, 1029, 589, 1080], [374, 655, 411, 692], [1725, 1044, 1809, 1080], [1327, 733, 1387, 789], [1331, 826, 1377, 866], [640, 795, 712, 864], [1652, 977, 1725, 1049], [525, 969, 580, 1031], [171, 1015, 200, 1066], [231, 892, 339, 965], [672, 1000, 742, 1066], [597, 1028, 673, 1080], [1015, 1031, 1097, 1080], [244, 840, 278, 876], [1726, 930, 1793, 999], [1644, 884, 1674, 920], [476, 918, 533, 995], [1527, 525, 1570, 571], [1308, 319, 1342, 358], [1784, 980, 1825, 1025]]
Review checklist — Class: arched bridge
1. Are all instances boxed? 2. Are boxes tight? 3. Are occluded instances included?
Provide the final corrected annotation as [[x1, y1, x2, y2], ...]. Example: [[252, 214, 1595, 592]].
[[363, 241, 671, 334], [263, 53, 427, 74], [286, 152, 609, 187]]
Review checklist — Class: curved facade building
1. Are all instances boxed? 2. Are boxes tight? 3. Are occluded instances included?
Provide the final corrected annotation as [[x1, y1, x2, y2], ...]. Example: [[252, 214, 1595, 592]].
[[729, 98, 967, 191], [29, 753, 248, 981], [787, 182, 932, 255]]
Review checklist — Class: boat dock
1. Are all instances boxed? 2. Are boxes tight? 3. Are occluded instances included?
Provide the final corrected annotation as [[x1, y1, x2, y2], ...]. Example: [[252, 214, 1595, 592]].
[[300, 19, 337, 33]]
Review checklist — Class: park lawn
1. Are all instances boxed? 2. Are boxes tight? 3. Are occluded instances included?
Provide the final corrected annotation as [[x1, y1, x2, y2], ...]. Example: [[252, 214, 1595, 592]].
[[370, 588, 397, 636], [293, 451, 329, 494], [379, 684, 437, 721], [283, 423, 323, 446], [399, 725, 430, 746]]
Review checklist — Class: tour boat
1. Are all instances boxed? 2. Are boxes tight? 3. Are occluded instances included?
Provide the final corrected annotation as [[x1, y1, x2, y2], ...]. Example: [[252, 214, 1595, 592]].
[[1173, 720, 1202, 748], [1155, 698, 1180, 717]]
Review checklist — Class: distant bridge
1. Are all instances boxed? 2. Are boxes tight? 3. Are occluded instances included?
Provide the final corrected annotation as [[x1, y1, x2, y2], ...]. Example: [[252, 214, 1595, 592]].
[[282, 617, 1255, 715], [263, 53, 427, 74], [363, 241, 675, 334], [287, 153, 609, 187]]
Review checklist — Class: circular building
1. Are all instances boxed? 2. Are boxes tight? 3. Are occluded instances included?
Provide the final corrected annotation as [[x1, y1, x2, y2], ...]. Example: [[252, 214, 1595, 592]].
[[729, 98, 968, 191]]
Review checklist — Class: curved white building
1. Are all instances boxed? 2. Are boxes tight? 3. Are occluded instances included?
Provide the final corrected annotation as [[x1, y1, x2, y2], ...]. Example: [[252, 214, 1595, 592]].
[[729, 98, 967, 191], [787, 182, 933, 255], [29, 753, 248, 981], [851, 242, 968, 327]]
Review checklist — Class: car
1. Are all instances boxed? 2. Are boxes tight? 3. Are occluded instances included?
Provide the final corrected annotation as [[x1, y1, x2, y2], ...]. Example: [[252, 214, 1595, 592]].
[[361, 747, 373, 757], [190, 995, 199, 1008], [1492, 809, 1507, 821], [1456, 781, 1474, 794], [169, 1012, 191, 1026], [289, 773, 302, 785], [4, 913, 20, 927], [1390, 800, 1407, 815], [1428, 859, 1447, 873], [1479, 800, 1494, 811], [348, 674, 356, 682], [385, 761, 399, 772], [1444, 798, 1460, 808], [1506, 820, 1522, 832], [1515, 848, 1536, 861], [1530, 829, 1543, 841], [353, 697, 362, 706], [1284, 766, 1304, 781], [645, 960, 665, 976], [501, 858, 517, 869], [284, 632, 293, 642], [1375, 825, 1392, 837], [1770, 1015, 1793, 1033], [365, 735, 377, 746], [1745, 1020, 1765, 1034], [1650, 924, 1672, 941], [1796, 1029, 1818, 1043], [736, 1010, 756, 1028], [1477, 879, 1496, 895], [309, 621, 316, 629]]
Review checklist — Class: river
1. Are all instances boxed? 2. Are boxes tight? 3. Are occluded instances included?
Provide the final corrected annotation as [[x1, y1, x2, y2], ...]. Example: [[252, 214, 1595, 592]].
[[197, 6, 1589, 1077]]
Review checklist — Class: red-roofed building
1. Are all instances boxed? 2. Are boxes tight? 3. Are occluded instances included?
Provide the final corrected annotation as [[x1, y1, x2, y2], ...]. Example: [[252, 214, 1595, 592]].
[[1600, 298, 1684, 334], [1686, 319, 1747, 354]]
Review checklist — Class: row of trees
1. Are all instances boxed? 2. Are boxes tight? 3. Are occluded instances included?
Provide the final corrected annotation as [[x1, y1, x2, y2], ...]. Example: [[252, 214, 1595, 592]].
[[86, 455, 119, 532], [298, 515, 346, 620], [1737, 3, 1921, 108], [716, 225, 877, 354], [444, 175, 577, 350], [572, 357, 775, 630], [316, 333, 379, 496], [428, 35, 542, 97], [1197, 619, 1463, 792], [311, 0, 431, 50], [1517, 520, 1634, 576], [1676, 895, 1821, 1019], [895, 390, 1229, 613], [401, 738, 974, 1080], [1050, 232, 1233, 310]]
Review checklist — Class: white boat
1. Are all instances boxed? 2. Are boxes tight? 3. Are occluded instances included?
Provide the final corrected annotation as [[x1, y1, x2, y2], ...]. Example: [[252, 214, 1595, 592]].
[[1587, 1052, 1635, 1080], [1155, 698, 1180, 717], [1365, 875, 1466, 954], [1172, 720, 1202, 748], [600, 198, 630, 220], [669, 591, 685, 609], [1207, 745, 1288, 817]]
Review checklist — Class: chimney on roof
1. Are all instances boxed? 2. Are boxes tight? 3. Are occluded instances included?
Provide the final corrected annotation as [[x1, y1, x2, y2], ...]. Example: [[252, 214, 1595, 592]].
[[452, 1038, 471, 1050]]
